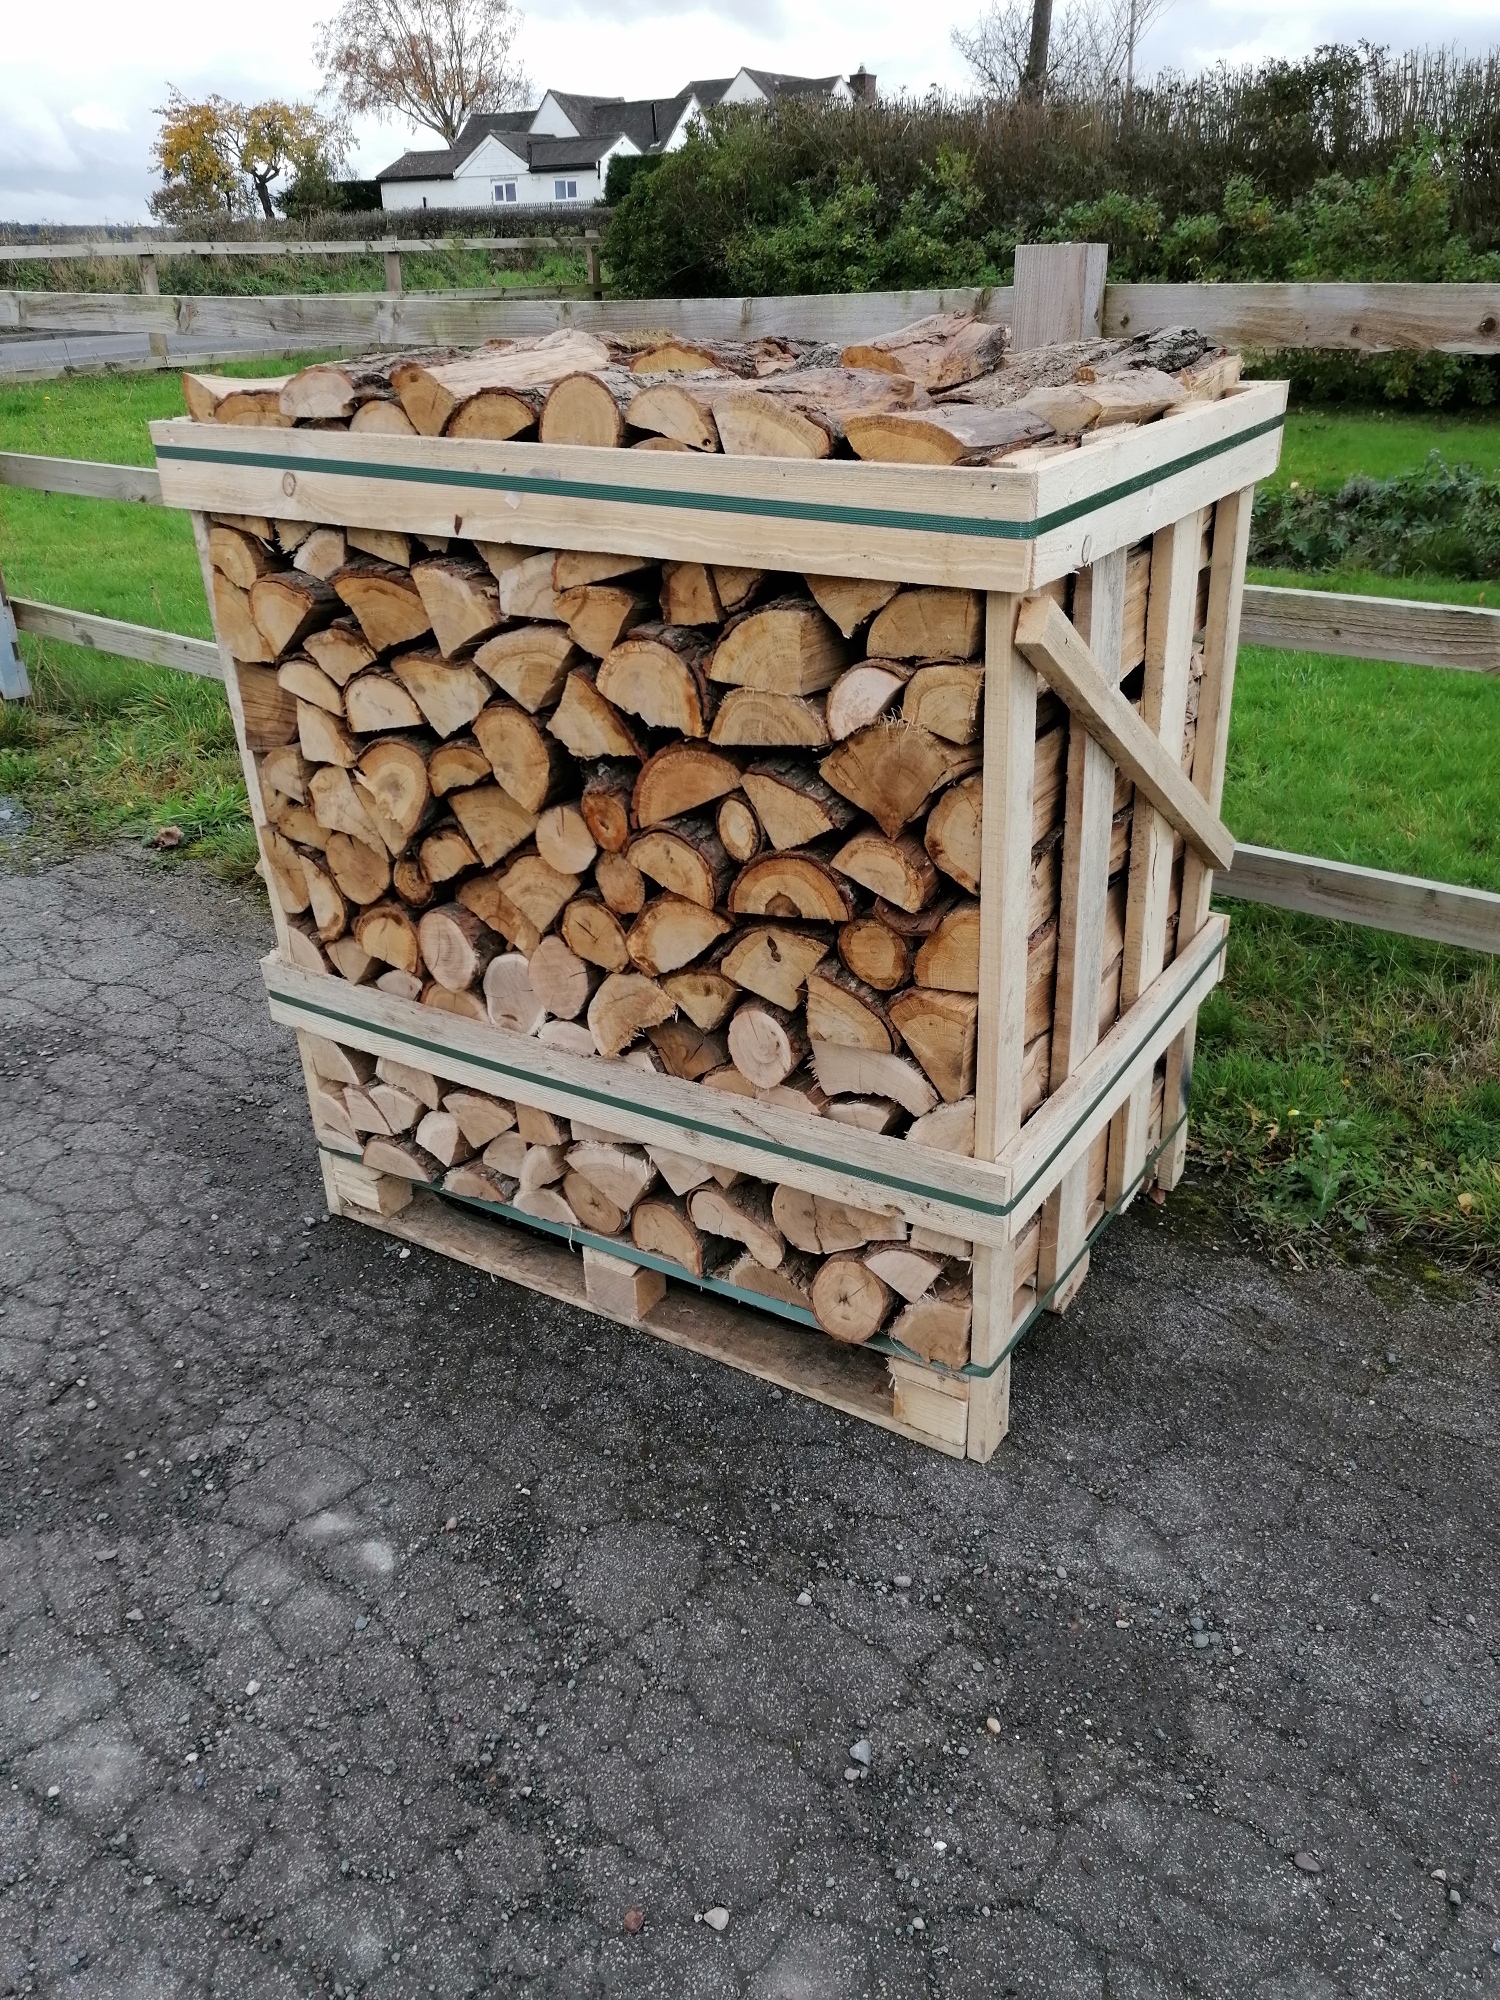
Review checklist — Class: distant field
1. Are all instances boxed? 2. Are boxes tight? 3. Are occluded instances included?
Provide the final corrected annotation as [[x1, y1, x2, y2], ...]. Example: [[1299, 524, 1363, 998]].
[[0, 248, 590, 297], [1269, 405, 1500, 491]]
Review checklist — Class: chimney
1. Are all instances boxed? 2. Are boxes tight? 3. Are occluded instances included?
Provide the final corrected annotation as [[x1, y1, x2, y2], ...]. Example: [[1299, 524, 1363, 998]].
[[848, 65, 877, 104]]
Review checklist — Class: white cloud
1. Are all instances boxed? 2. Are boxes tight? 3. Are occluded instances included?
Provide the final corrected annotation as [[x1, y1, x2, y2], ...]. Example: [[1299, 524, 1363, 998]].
[[70, 102, 130, 133]]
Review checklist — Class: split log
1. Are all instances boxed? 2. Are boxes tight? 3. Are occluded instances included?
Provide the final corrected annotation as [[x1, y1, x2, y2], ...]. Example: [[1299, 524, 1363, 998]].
[[804, 967, 895, 1052], [304, 620, 375, 687], [547, 666, 645, 761], [645, 1145, 715, 1196], [534, 802, 597, 876], [588, 971, 673, 1058], [727, 1000, 808, 1089], [518, 1143, 570, 1198], [303, 1036, 375, 1087], [497, 551, 566, 622], [553, 550, 652, 590], [809, 1044, 938, 1118], [831, 828, 937, 912], [351, 401, 418, 436], [308, 764, 397, 853], [363, 1136, 440, 1184], [629, 816, 731, 908], [472, 702, 572, 814], [840, 311, 1009, 390], [771, 1185, 903, 1256], [594, 851, 647, 914], [709, 599, 846, 694], [723, 1248, 819, 1310], [483, 952, 546, 1035], [579, 761, 637, 851], [446, 783, 538, 867], [561, 895, 631, 972], [516, 1103, 569, 1145], [648, 1018, 729, 1080], [902, 663, 984, 745], [408, 1110, 472, 1169], [824, 659, 911, 740], [298, 700, 360, 769], [261, 827, 310, 913], [427, 738, 491, 795], [805, 574, 900, 638], [716, 795, 762, 862], [489, 851, 578, 933], [446, 384, 546, 439], [867, 587, 982, 661], [1019, 367, 1184, 435], [627, 896, 731, 977], [419, 824, 479, 882], [311, 1080, 359, 1145], [819, 721, 978, 838], [720, 926, 828, 1009], [688, 1181, 784, 1269], [444, 1091, 517, 1147], [260, 743, 309, 800], [278, 358, 401, 422], [597, 625, 716, 735], [566, 1141, 656, 1213], [213, 575, 272, 663], [708, 690, 829, 748], [727, 850, 853, 923], [924, 776, 981, 893], [355, 739, 430, 840], [324, 833, 391, 906], [713, 368, 923, 459], [389, 650, 489, 739], [417, 904, 499, 992], [632, 743, 743, 826], [912, 900, 981, 992], [392, 855, 434, 910], [456, 871, 541, 954], [272, 519, 310, 554], [483, 1130, 528, 1177], [659, 562, 723, 626], [624, 377, 727, 451], [888, 988, 979, 1103], [865, 1244, 946, 1303], [411, 559, 503, 658], [333, 563, 432, 653], [183, 374, 291, 425], [845, 404, 1049, 465], [327, 935, 378, 983], [265, 792, 326, 851], [660, 966, 740, 1031], [344, 672, 426, 734], [891, 1280, 974, 1367], [563, 1172, 627, 1236], [713, 566, 764, 613], [294, 528, 348, 580], [825, 1096, 904, 1134], [209, 523, 276, 588], [278, 656, 343, 715], [811, 1256, 892, 1343], [390, 332, 616, 434], [541, 1016, 598, 1054], [740, 759, 858, 851], [632, 1194, 724, 1277], [474, 625, 578, 712], [556, 584, 652, 658], [354, 902, 423, 975], [527, 933, 598, 1018], [538, 369, 635, 447]]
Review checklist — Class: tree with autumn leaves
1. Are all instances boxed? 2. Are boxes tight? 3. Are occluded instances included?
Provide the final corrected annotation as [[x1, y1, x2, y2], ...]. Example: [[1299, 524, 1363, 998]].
[[149, 90, 350, 223]]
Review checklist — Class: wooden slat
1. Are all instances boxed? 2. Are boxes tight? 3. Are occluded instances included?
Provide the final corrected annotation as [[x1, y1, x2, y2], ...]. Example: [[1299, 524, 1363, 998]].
[[10, 598, 221, 679], [1014, 592, 1233, 869], [1011, 243, 1107, 350], [1217, 846, 1500, 955], [0, 451, 161, 503], [1104, 281, 1500, 355], [1241, 584, 1500, 673]]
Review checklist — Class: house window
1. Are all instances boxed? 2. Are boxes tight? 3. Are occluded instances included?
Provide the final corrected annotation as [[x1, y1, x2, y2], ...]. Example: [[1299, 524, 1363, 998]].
[[492, 180, 517, 203], [554, 178, 578, 200]]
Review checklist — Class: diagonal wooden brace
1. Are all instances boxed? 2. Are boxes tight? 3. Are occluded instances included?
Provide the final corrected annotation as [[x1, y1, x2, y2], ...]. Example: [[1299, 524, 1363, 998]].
[[1014, 593, 1235, 872]]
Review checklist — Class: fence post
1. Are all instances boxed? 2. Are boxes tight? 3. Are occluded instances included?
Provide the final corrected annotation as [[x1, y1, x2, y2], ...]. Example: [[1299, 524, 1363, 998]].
[[0, 568, 32, 701], [1010, 242, 1108, 350], [137, 254, 159, 296], [585, 234, 602, 298], [383, 250, 403, 296]]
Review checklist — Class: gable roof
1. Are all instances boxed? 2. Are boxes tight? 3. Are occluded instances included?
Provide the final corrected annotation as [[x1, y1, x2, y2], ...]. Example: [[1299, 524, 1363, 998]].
[[527, 133, 623, 170], [376, 110, 536, 182], [740, 68, 844, 99]]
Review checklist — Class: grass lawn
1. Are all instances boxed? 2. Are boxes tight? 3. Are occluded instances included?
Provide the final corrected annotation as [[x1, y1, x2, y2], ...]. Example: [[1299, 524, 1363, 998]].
[[3, 370, 1499, 1255]]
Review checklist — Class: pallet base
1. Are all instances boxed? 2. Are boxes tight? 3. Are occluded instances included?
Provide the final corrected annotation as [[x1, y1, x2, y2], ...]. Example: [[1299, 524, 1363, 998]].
[[321, 1155, 991, 1458]]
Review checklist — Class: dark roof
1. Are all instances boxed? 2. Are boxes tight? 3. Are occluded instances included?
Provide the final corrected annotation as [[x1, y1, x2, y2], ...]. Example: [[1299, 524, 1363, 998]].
[[543, 91, 625, 134], [741, 68, 843, 99], [377, 146, 459, 183], [685, 77, 734, 109], [600, 93, 695, 153], [526, 133, 619, 170], [376, 111, 537, 181]]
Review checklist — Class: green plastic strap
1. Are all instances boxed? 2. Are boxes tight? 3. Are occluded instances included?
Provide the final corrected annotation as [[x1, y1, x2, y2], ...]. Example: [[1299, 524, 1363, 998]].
[[156, 413, 1282, 545]]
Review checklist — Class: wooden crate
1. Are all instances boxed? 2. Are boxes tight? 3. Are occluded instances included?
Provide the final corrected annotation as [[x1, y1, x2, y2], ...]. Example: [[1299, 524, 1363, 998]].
[[152, 369, 1282, 1461]]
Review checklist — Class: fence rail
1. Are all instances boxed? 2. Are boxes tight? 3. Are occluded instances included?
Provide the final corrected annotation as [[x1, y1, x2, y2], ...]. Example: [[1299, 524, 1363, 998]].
[[0, 235, 601, 262]]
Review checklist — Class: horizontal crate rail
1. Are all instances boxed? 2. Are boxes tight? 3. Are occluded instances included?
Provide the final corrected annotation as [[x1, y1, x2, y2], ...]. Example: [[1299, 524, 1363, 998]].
[[3, 450, 1496, 954], [0, 234, 601, 262]]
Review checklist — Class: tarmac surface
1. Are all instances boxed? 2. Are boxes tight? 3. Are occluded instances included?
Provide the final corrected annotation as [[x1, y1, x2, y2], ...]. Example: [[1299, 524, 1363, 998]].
[[1, 846, 1497, 1998]]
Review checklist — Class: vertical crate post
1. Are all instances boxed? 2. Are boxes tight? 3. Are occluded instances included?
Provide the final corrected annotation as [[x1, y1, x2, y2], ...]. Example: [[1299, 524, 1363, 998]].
[[1157, 484, 1255, 1190], [1010, 241, 1108, 350], [137, 253, 160, 296], [585, 235, 602, 297], [383, 249, 403, 295]]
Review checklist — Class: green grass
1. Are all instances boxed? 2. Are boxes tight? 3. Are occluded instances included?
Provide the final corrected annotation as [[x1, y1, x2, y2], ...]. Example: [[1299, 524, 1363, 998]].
[[3, 249, 591, 296], [3, 371, 1500, 1255]]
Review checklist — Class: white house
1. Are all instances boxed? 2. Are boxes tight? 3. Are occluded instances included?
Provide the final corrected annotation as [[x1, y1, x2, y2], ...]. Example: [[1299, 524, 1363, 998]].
[[376, 67, 875, 211]]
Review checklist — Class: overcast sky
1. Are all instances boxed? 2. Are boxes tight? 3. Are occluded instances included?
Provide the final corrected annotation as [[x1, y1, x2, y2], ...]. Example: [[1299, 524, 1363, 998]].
[[2, 0, 1496, 224]]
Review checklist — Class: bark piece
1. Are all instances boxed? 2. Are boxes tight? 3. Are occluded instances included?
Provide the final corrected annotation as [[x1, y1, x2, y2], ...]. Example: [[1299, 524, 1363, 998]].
[[720, 926, 828, 1009], [709, 598, 846, 694], [333, 563, 432, 653], [688, 1181, 784, 1269], [820, 721, 979, 838], [527, 933, 598, 1018], [547, 667, 644, 761], [632, 743, 744, 826], [811, 1256, 892, 1343], [888, 988, 979, 1103], [727, 1000, 808, 1088], [535, 802, 597, 876], [355, 738, 431, 840], [804, 968, 895, 1052], [417, 904, 498, 992], [824, 659, 911, 741], [595, 851, 647, 914], [809, 1044, 938, 1118], [473, 625, 578, 712], [389, 650, 489, 739], [728, 850, 853, 923], [354, 901, 422, 974], [805, 574, 900, 639], [627, 896, 731, 977], [717, 795, 762, 862], [845, 403, 1049, 465], [446, 783, 538, 867], [575, 760, 635, 851], [562, 895, 631, 972], [344, 671, 426, 734], [557, 584, 652, 658], [304, 619, 376, 687], [588, 972, 673, 1058], [867, 588, 982, 661], [709, 690, 829, 748], [741, 759, 858, 851], [660, 967, 739, 1031], [597, 625, 716, 735], [902, 662, 985, 745], [629, 816, 731, 909], [472, 701, 572, 814], [412, 558, 503, 658], [831, 829, 937, 912]]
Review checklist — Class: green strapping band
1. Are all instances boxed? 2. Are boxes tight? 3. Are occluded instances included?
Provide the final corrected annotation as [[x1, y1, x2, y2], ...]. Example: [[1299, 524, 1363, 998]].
[[156, 413, 1281, 543]]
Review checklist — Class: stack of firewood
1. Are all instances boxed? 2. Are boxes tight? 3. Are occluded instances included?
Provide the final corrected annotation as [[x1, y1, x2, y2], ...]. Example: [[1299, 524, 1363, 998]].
[[199, 310, 1220, 1356]]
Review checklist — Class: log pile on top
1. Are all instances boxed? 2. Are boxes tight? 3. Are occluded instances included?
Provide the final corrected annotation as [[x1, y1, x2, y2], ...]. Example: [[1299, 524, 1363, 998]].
[[195, 308, 1227, 1359]]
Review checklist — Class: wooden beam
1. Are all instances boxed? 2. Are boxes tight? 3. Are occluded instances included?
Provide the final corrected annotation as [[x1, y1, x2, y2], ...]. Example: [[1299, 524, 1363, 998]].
[[1011, 243, 1108, 349], [1217, 845, 1500, 955], [1241, 584, 1500, 674], [1104, 280, 1500, 355], [1014, 592, 1234, 869], [10, 599, 222, 679], [0, 571, 30, 700], [0, 451, 162, 503]]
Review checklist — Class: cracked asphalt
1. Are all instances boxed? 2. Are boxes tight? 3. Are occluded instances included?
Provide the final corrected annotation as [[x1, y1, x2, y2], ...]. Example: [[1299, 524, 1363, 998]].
[[1, 847, 1497, 1999]]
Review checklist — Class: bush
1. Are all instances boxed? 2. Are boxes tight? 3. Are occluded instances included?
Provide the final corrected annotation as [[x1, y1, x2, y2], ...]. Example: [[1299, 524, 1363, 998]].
[[1249, 462, 1500, 577]]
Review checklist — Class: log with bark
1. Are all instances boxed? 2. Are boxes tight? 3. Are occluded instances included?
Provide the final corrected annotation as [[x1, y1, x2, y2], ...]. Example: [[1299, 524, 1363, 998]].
[[632, 743, 744, 826], [474, 625, 579, 712], [839, 311, 1009, 390], [597, 625, 717, 735], [740, 759, 858, 850], [472, 702, 573, 814], [820, 721, 979, 839], [333, 563, 433, 653], [412, 559, 503, 657], [709, 598, 846, 695]]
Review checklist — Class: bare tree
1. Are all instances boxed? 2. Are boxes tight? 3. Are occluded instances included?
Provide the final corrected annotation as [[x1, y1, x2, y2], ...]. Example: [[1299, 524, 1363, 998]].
[[954, 0, 1172, 101], [316, 0, 532, 145]]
